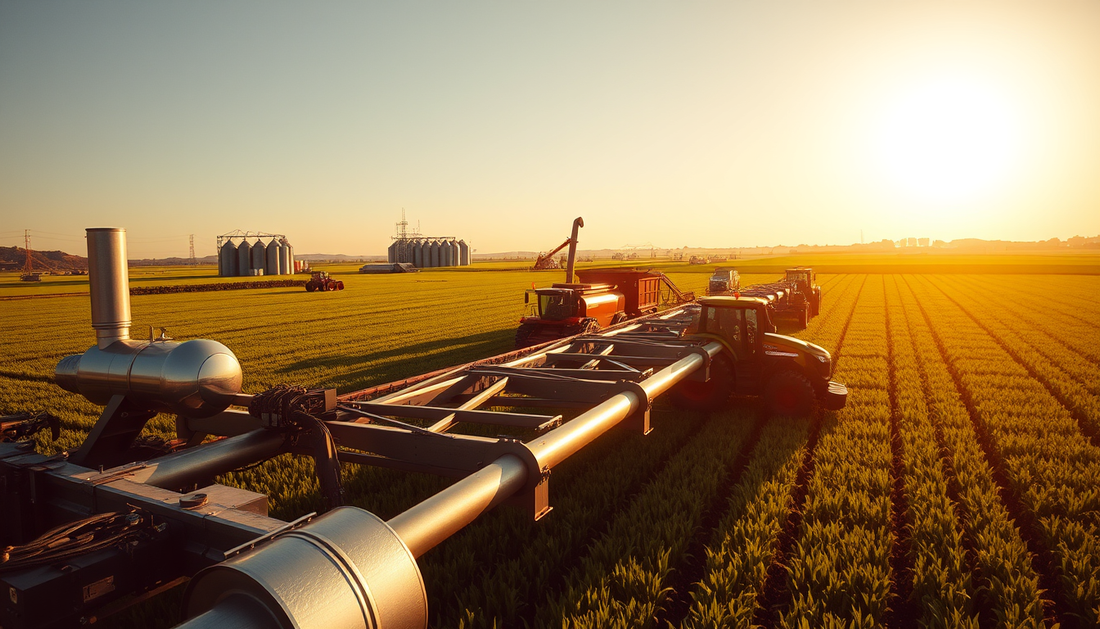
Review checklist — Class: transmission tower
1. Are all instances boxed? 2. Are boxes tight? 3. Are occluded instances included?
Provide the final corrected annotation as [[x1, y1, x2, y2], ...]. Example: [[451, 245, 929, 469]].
[[189, 234, 196, 266], [24, 230, 33, 273]]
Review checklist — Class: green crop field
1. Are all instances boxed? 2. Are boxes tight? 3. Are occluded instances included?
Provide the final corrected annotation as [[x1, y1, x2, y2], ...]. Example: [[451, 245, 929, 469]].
[[2, 268, 1099, 628]]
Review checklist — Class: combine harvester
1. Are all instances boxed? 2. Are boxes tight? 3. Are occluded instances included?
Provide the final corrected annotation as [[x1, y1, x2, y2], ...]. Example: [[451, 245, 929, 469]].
[[0, 228, 846, 629]]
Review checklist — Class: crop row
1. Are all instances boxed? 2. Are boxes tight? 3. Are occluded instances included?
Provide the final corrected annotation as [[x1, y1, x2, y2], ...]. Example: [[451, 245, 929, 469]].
[[536, 409, 757, 629], [884, 277, 976, 627], [906, 276, 1100, 626], [780, 277, 895, 626], [892, 276, 1046, 626], [422, 406, 710, 628], [931, 276, 1100, 436], [950, 276, 1100, 367]]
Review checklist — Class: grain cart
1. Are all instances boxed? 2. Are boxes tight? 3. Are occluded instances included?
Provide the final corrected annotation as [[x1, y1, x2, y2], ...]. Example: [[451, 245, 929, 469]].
[[304, 270, 344, 291], [705, 268, 741, 296], [516, 268, 695, 347], [0, 227, 844, 629]]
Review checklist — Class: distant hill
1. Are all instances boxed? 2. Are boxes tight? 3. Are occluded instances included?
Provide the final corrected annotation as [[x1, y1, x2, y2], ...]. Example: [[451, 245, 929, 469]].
[[0, 246, 87, 271]]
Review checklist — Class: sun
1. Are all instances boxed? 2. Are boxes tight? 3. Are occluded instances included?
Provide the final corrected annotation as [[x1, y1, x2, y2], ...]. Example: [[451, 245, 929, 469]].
[[873, 78, 1024, 205]]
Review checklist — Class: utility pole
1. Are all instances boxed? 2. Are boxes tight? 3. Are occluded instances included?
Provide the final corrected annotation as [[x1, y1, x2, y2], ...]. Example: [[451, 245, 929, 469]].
[[189, 234, 196, 266]]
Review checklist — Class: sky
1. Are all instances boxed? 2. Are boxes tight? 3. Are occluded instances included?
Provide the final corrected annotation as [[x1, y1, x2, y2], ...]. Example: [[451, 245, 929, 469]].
[[1, 1, 1098, 258]]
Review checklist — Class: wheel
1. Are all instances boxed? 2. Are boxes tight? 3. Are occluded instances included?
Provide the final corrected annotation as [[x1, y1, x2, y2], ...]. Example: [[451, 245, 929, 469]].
[[670, 354, 735, 412], [764, 370, 815, 417], [515, 324, 535, 349], [611, 312, 629, 325], [579, 318, 600, 335], [305, 283, 316, 292]]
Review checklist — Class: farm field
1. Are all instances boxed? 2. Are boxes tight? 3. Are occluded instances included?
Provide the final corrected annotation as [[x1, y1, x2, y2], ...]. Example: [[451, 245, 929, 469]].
[[2, 270, 1099, 628]]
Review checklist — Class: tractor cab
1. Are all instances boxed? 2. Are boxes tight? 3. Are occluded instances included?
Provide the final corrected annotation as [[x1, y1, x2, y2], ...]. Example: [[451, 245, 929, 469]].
[[784, 267, 815, 288], [683, 296, 846, 413], [783, 267, 822, 316], [523, 283, 623, 326], [706, 268, 740, 296]]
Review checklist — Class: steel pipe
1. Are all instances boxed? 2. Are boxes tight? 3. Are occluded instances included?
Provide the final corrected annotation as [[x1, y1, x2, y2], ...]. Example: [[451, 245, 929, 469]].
[[386, 341, 722, 557], [143, 430, 287, 490], [87, 227, 132, 349], [171, 593, 282, 629]]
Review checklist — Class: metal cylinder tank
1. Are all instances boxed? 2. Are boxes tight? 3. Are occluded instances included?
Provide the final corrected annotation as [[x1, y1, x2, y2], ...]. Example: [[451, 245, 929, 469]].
[[441, 240, 452, 267], [458, 240, 470, 266], [419, 240, 432, 268], [449, 240, 460, 267], [222, 241, 239, 277], [279, 241, 290, 275], [237, 240, 251, 276], [413, 239, 423, 267], [251, 240, 266, 272], [387, 242, 396, 264], [182, 507, 427, 629], [265, 240, 279, 275], [429, 241, 440, 268]]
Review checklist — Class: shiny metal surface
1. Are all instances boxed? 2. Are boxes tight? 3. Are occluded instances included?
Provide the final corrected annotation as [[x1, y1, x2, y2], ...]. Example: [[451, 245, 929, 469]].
[[184, 507, 427, 629], [441, 239, 452, 266], [458, 240, 470, 265], [144, 430, 286, 490], [238, 240, 252, 275], [265, 240, 279, 275], [173, 594, 282, 629], [251, 239, 266, 272], [221, 240, 239, 277], [386, 341, 721, 557], [429, 240, 440, 267], [55, 338, 243, 417], [278, 241, 290, 275], [87, 228, 132, 349], [387, 241, 396, 263]]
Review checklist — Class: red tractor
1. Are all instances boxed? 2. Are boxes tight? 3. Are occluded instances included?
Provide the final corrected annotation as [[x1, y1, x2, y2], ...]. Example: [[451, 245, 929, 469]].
[[305, 271, 344, 292]]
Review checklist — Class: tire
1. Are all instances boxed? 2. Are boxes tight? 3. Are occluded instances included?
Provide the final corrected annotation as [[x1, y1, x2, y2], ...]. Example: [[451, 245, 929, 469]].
[[515, 324, 535, 349], [670, 354, 735, 412], [305, 283, 316, 292], [764, 370, 815, 417], [580, 318, 600, 335], [611, 312, 629, 325]]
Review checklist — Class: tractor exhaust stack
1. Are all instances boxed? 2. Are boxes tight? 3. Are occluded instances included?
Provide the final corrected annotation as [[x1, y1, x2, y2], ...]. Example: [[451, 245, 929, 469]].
[[86, 227, 132, 349]]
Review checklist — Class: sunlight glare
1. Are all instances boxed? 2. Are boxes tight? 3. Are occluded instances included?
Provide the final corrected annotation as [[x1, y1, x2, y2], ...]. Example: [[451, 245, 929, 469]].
[[875, 78, 1023, 206]]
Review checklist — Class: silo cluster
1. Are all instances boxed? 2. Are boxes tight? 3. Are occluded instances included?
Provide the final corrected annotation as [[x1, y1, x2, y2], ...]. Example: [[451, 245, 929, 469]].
[[219, 237, 297, 277], [387, 238, 470, 268]]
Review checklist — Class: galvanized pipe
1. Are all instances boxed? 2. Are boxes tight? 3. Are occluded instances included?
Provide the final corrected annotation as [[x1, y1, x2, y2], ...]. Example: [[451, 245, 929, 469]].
[[86, 227, 132, 349], [387, 341, 721, 558], [171, 594, 282, 629], [143, 430, 286, 491]]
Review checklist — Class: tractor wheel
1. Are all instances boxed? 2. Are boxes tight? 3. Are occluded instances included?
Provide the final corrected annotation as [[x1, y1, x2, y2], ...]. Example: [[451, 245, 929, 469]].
[[764, 370, 815, 417], [670, 354, 734, 412], [611, 312, 629, 325], [305, 283, 316, 292], [515, 324, 536, 349], [580, 318, 600, 335]]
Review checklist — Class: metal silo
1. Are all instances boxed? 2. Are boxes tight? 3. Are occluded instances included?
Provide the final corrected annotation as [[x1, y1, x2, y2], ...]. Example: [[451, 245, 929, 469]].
[[265, 239, 279, 275], [458, 240, 470, 266], [288, 243, 294, 273], [449, 240, 460, 267], [420, 239, 432, 267], [441, 240, 452, 267], [278, 241, 290, 275], [387, 242, 396, 264], [429, 240, 441, 268], [220, 241, 238, 276], [237, 240, 251, 276], [251, 239, 266, 272], [413, 239, 423, 267]]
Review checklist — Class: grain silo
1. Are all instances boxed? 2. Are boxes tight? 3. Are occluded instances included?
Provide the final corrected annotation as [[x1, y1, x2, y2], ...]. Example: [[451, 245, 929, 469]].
[[449, 240, 460, 267], [237, 240, 251, 276], [251, 240, 266, 275], [413, 239, 424, 268], [428, 240, 440, 267], [441, 240, 452, 267], [419, 240, 431, 267], [220, 241, 238, 276], [278, 240, 290, 275], [458, 240, 470, 266], [265, 239, 280, 275], [387, 241, 397, 264]]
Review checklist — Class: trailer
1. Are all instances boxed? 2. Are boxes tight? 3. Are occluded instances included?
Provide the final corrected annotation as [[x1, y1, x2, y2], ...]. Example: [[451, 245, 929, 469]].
[[0, 228, 845, 629]]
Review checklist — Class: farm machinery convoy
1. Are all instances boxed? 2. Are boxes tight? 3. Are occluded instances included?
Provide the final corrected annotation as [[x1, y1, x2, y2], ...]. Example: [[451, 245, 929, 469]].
[[0, 228, 844, 629]]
